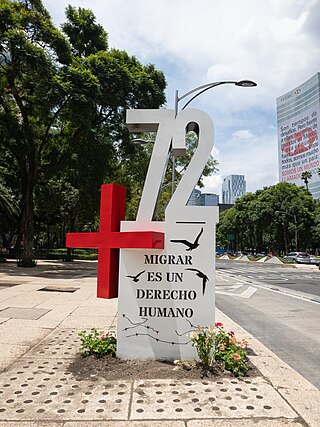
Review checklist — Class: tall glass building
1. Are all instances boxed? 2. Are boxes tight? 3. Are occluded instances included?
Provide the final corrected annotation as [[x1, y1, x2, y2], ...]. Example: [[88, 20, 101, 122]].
[[277, 73, 320, 199], [222, 175, 246, 204], [187, 189, 219, 206]]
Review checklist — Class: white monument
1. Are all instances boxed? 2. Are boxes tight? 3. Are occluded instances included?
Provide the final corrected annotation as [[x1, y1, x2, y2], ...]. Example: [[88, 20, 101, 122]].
[[117, 109, 218, 360]]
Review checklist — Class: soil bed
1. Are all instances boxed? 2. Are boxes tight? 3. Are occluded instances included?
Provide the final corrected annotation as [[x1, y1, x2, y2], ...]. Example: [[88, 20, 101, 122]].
[[68, 353, 260, 381]]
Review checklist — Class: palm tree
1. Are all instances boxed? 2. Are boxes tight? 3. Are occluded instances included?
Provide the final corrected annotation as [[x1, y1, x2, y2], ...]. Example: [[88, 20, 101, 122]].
[[301, 171, 312, 190]]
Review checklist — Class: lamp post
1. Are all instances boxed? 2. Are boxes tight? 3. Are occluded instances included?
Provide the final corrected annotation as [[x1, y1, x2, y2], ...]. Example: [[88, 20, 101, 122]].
[[133, 79, 257, 195], [275, 211, 298, 251], [174, 80, 257, 115], [172, 80, 257, 193]]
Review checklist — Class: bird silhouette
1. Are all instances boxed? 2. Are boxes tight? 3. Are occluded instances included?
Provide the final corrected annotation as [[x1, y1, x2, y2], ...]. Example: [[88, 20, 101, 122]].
[[126, 270, 145, 282], [185, 267, 209, 295], [170, 227, 203, 251]]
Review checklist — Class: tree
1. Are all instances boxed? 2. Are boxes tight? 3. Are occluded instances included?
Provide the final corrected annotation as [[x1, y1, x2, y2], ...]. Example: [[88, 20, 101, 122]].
[[0, 1, 166, 265], [301, 171, 312, 190], [217, 182, 315, 254], [0, 0, 72, 265]]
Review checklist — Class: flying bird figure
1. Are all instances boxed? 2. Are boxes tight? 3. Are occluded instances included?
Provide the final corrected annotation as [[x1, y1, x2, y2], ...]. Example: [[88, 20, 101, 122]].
[[170, 227, 203, 251], [126, 270, 145, 282], [185, 268, 209, 295]]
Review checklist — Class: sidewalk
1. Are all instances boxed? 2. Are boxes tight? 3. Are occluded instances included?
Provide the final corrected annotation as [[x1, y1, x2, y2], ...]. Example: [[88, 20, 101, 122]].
[[0, 260, 319, 427]]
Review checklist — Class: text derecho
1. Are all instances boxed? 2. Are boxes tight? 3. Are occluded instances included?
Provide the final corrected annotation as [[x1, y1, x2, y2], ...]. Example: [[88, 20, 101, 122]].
[[136, 253, 196, 318]]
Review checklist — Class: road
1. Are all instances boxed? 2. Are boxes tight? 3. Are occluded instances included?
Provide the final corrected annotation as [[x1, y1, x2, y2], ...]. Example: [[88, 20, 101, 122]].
[[216, 259, 320, 389]]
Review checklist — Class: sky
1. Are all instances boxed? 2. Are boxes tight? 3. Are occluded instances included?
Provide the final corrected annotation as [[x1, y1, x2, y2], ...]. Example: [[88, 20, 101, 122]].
[[43, 0, 320, 198]]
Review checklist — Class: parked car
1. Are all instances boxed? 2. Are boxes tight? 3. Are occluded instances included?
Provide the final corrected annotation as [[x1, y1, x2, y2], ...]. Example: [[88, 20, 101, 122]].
[[309, 255, 320, 265], [284, 252, 310, 264]]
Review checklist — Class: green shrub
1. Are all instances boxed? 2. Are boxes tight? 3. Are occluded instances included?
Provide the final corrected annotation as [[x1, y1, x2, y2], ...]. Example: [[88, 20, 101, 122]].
[[47, 249, 98, 260], [79, 328, 116, 358]]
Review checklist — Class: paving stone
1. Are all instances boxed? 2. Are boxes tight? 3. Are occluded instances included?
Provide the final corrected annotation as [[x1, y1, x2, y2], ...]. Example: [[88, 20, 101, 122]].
[[65, 422, 185, 427], [0, 359, 131, 420], [253, 356, 318, 390], [59, 315, 115, 329], [278, 388, 320, 427], [187, 420, 305, 426], [72, 306, 117, 317], [0, 344, 29, 371], [0, 422, 64, 426], [0, 323, 50, 346], [0, 307, 51, 320], [130, 378, 297, 420], [38, 286, 79, 293], [26, 328, 80, 359]]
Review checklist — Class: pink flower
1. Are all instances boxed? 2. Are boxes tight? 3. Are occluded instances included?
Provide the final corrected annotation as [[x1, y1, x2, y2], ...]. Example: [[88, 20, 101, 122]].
[[215, 322, 223, 327], [230, 337, 237, 346], [240, 340, 248, 349], [233, 352, 241, 362], [219, 342, 226, 351], [99, 334, 106, 340]]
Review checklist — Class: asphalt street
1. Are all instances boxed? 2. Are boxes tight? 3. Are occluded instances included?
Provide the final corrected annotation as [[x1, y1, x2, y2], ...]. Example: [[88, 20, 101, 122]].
[[217, 259, 320, 299], [216, 259, 320, 389]]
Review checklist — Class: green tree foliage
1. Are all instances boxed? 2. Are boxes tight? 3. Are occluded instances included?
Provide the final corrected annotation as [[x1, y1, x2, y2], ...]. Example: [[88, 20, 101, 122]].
[[0, 0, 166, 264], [0, 180, 19, 247], [217, 182, 316, 254], [61, 6, 108, 57]]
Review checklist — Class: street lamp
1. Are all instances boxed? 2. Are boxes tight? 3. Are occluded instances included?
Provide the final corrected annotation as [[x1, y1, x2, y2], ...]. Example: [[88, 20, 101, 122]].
[[132, 79, 257, 195], [275, 211, 298, 251], [174, 80, 257, 114], [172, 79, 257, 192]]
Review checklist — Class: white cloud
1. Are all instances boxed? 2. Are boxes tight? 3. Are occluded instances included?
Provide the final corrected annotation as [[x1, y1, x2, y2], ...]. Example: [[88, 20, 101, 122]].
[[232, 130, 254, 139], [42, 0, 320, 196], [202, 174, 222, 197]]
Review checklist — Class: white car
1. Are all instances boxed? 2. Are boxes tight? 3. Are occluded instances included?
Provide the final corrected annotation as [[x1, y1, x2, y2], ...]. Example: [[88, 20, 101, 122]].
[[284, 252, 311, 264], [309, 255, 320, 265]]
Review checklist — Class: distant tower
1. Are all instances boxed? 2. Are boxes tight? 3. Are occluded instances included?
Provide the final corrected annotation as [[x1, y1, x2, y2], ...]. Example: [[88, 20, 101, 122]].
[[200, 193, 219, 206], [187, 188, 201, 205], [222, 175, 246, 204], [187, 189, 219, 206]]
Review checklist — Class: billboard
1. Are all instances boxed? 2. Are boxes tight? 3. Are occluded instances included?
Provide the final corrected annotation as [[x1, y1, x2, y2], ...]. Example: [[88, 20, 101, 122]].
[[277, 74, 320, 196]]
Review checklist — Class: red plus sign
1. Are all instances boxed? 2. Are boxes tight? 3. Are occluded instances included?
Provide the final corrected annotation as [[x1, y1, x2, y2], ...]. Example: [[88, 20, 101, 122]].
[[66, 184, 164, 299]]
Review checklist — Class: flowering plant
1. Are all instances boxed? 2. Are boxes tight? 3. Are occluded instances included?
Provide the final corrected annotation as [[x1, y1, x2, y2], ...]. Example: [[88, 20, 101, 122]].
[[189, 322, 249, 376], [79, 328, 116, 358], [189, 326, 215, 366]]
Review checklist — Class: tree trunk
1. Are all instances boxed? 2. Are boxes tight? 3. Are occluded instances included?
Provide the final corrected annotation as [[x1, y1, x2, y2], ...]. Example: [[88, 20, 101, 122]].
[[19, 155, 38, 267], [19, 177, 35, 266]]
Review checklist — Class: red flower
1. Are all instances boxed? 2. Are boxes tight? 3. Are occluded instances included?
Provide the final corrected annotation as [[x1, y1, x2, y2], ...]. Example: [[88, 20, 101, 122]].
[[215, 322, 223, 327]]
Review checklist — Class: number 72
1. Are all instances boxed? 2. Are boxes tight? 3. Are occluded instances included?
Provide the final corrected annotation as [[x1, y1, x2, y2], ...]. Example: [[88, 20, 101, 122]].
[[126, 108, 215, 224]]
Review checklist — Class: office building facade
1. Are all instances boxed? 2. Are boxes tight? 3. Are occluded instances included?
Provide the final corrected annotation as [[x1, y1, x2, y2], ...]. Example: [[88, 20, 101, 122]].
[[187, 189, 219, 206], [200, 193, 219, 206], [222, 175, 246, 204], [277, 73, 320, 199]]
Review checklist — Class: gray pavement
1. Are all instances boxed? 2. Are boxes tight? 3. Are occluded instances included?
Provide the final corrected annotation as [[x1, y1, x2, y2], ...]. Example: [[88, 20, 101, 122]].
[[0, 259, 319, 427]]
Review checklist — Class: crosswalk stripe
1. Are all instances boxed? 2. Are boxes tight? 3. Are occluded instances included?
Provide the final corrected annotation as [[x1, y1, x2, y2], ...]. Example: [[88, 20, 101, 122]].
[[240, 286, 257, 298]]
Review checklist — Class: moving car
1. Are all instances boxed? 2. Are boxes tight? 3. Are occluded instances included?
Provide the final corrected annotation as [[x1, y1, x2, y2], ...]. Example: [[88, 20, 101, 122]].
[[284, 252, 310, 264]]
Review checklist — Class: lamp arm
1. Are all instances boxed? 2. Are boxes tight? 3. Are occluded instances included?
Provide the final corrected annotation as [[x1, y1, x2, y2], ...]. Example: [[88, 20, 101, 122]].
[[178, 81, 237, 102], [181, 85, 223, 110]]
